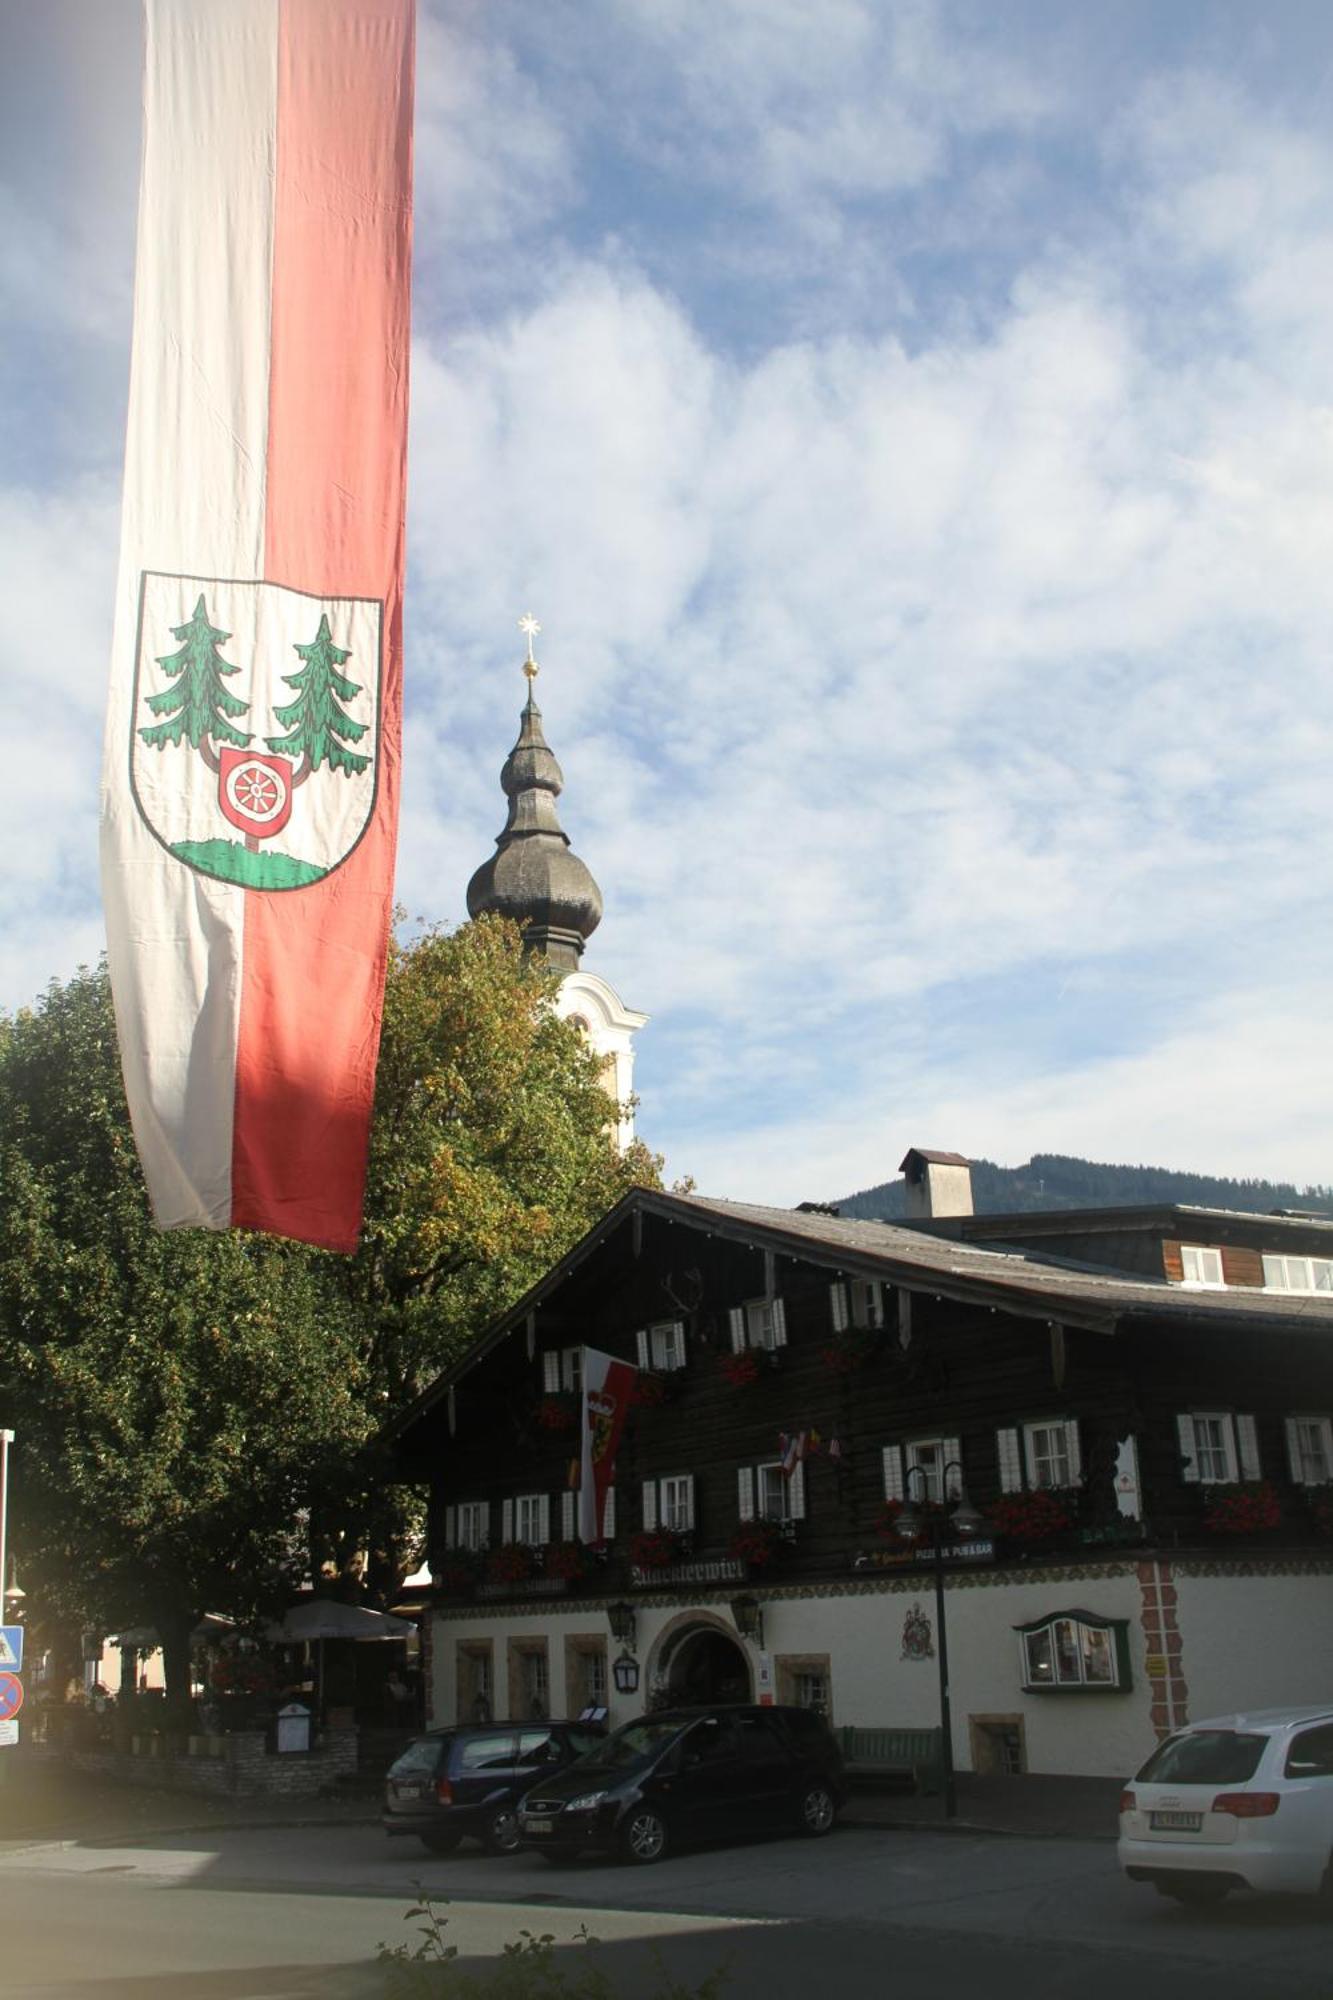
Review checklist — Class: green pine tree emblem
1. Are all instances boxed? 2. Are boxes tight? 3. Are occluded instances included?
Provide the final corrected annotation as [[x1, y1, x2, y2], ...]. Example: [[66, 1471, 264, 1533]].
[[265, 614, 369, 778], [138, 593, 251, 761]]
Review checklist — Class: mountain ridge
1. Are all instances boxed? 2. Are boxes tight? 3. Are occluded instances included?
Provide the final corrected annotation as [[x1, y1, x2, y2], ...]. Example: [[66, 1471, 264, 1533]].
[[836, 1152, 1333, 1222]]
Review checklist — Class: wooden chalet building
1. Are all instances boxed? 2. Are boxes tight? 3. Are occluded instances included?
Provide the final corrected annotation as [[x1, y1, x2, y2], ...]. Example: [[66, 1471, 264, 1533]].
[[389, 1165, 1333, 1779]]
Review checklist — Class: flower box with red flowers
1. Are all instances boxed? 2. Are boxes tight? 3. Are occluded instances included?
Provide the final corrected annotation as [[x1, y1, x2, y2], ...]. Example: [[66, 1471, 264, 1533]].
[[818, 1327, 880, 1375], [629, 1527, 690, 1571], [718, 1346, 779, 1388], [874, 1496, 950, 1547], [209, 1652, 275, 1699], [1308, 1486, 1333, 1538], [728, 1519, 788, 1570], [1203, 1480, 1281, 1536], [435, 1551, 481, 1594], [989, 1489, 1078, 1546], [536, 1393, 578, 1434], [484, 1542, 538, 1585], [543, 1538, 590, 1583]]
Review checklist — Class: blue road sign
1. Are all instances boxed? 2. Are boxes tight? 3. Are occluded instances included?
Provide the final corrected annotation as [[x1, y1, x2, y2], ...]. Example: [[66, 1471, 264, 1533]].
[[0, 1626, 23, 1672], [0, 1673, 23, 1721]]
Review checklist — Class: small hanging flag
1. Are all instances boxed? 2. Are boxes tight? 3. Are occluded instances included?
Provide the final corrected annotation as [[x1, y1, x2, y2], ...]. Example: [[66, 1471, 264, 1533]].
[[781, 1430, 807, 1478]]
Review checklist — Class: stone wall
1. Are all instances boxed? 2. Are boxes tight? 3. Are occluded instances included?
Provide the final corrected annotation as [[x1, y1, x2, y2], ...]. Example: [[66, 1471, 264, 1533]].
[[69, 1726, 359, 1798]]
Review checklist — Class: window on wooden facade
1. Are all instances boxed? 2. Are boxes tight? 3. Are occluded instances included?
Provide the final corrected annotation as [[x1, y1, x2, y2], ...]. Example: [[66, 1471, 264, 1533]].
[[1285, 1415, 1333, 1486], [882, 1439, 963, 1503], [641, 1474, 695, 1532], [995, 1421, 1080, 1493], [561, 1488, 616, 1539], [1176, 1411, 1260, 1485], [729, 1299, 788, 1352], [444, 1500, 489, 1550], [635, 1320, 687, 1371], [542, 1348, 582, 1393], [738, 1461, 807, 1524], [505, 1493, 551, 1545], [1179, 1245, 1224, 1287], [1263, 1255, 1333, 1295], [829, 1278, 884, 1331], [1016, 1612, 1129, 1692]]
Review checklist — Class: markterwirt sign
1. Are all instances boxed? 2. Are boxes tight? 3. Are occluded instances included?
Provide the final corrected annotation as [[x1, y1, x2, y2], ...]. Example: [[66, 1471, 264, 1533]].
[[130, 575, 382, 892]]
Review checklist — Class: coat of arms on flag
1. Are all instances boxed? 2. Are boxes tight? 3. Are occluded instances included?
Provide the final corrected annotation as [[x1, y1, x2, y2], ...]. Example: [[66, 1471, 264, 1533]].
[[129, 572, 383, 892]]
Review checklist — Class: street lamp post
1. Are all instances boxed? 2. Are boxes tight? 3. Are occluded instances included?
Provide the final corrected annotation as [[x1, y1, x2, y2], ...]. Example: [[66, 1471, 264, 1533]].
[[895, 1461, 983, 1821]]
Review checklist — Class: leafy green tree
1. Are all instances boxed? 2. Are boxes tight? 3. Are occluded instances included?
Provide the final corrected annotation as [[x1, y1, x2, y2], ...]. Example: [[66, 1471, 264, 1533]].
[[265, 613, 369, 776], [0, 920, 663, 1698], [139, 592, 251, 756], [0, 969, 363, 1718]]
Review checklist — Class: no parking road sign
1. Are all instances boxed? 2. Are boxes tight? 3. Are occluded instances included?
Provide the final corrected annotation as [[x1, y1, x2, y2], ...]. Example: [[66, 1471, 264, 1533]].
[[0, 1673, 24, 1722]]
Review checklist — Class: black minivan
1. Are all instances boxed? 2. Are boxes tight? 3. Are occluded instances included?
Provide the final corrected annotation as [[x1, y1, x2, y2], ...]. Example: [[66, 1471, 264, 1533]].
[[384, 1721, 605, 1855], [517, 1705, 846, 1864]]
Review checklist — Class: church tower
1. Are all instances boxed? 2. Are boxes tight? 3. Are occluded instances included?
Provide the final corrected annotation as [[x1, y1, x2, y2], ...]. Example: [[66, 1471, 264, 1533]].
[[466, 619, 647, 1147]]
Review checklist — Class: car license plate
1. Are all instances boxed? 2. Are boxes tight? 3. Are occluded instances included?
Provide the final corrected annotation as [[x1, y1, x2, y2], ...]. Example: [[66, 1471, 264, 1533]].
[[1150, 1810, 1202, 1830], [393, 1781, 424, 1801], [524, 1818, 553, 1835]]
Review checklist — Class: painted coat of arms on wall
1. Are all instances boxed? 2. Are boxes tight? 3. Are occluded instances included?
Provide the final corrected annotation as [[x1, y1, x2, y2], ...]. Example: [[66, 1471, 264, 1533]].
[[901, 1606, 934, 1660]]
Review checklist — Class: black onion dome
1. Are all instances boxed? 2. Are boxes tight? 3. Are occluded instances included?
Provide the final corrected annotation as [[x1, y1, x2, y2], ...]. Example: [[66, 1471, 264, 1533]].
[[466, 686, 603, 970]]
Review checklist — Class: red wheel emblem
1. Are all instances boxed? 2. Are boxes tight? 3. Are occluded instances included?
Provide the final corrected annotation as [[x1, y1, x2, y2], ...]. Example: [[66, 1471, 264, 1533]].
[[217, 748, 294, 840]]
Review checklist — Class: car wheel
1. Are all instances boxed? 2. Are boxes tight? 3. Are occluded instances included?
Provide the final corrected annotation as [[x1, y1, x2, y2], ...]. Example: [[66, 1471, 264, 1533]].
[[798, 1782, 837, 1837], [483, 1807, 522, 1855], [419, 1830, 461, 1856], [618, 1807, 669, 1865], [1155, 1876, 1231, 1907]]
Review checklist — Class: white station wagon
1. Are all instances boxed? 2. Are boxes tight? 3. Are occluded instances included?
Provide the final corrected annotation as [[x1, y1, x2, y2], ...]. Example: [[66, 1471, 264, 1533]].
[[1119, 1706, 1333, 1905]]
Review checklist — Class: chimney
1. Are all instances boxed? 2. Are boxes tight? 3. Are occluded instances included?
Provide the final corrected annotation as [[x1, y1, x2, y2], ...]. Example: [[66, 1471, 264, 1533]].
[[899, 1148, 973, 1220]]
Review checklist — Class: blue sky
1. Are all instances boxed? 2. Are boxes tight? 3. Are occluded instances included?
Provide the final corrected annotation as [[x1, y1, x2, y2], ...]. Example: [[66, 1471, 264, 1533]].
[[3, 0, 1333, 1202]]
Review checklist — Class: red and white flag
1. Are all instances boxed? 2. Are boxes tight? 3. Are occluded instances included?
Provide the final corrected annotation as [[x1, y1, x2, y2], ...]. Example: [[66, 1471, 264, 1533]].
[[578, 1348, 637, 1545], [100, 0, 415, 1252]]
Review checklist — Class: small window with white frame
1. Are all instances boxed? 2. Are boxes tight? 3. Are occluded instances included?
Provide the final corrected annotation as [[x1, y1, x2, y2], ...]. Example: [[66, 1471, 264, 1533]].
[[795, 1669, 829, 1713], [636, 1320, 687, 1372], [730, 1298, 788, 1352], [1285, 1414, 1333, 1486], [454, 1501, 489, 1551], [641, 1473, 695, 1533], [512, 1493, 550, 1545], [995, 1421, 1081, 1493], [1180, 1244, 1224, 1287], [738, 1459, 807, 1525], [542, 1347, 583, 1394], [829, 1278, 885, 1331], [1264, 1256, 1333, 1295], [1176, 1411, 1261, 1485]]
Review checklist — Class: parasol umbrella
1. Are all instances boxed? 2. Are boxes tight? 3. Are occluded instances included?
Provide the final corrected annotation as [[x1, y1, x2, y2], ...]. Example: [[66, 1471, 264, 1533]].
[[263, 1599, 414, 1720]]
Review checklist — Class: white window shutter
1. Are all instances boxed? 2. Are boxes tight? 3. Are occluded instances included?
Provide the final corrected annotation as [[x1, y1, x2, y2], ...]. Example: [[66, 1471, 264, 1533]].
[[729, 1307, 746, 1353], [737, 1466, 755, 1521], [604, 1486, 617, 1538], [444, 1505, 457, 1550], [1177, 1414, 1199, 1482], [682, 1474, 696, 1531], [635, 1328, 650, 1370], [1285, 1417, 1304, 1483], [996, 1428, 1023, 1494], [561, 1491, 575, 1539], [830, 1282, 849, 1332], [642, 1480, 658, 1531], [881, 1445, 903, 1502], [789, 1460, 807, 1520], [942, 1439, 963, 1499], [1065, 1420, 1082, 1486], [478, 1502, 491, 1550], [867, 1280, 885, 1329], [537, 1494, 551, 1544], [502, 1498, 514, 1542], [542, 1351, 560, 1393], [1236, 1413, 1261, 1482], [771, 1296, 788, 1347], [672, 1319, 687, 1366], [562, 1349, 580, 1392]]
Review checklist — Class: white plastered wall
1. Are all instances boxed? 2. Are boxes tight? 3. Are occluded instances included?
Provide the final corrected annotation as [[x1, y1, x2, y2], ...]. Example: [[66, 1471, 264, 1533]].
[[1172, 1564, 1333, 1720]]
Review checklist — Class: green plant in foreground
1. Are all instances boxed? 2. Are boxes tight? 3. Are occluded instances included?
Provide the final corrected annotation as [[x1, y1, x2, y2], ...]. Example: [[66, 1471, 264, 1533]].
[[377, 1891, 730, 1999]]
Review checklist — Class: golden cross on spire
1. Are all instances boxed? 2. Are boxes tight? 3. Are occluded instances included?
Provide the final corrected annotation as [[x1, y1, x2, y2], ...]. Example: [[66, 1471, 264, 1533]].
[[518, 612, 541, 681]]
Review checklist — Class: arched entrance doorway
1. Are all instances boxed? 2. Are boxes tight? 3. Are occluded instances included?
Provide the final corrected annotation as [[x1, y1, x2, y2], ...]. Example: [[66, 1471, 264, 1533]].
[[653, 1617, 752, 1706]]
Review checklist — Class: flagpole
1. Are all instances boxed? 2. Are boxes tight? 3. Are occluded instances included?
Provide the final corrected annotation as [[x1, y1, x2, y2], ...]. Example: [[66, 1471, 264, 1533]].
[[0, 1428, 12, 1789]]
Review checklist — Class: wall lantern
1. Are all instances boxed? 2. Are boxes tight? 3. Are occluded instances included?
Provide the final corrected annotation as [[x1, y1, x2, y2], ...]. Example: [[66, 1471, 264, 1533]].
[[730, 1593, 765, 1648], [607, 1601, 638, 1650], [612, 1652, 641, 1695]]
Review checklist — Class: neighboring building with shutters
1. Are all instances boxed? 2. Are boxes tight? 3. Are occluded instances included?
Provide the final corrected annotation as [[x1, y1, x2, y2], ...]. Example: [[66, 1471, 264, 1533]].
[[389, 1171, 1333, 1779]]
